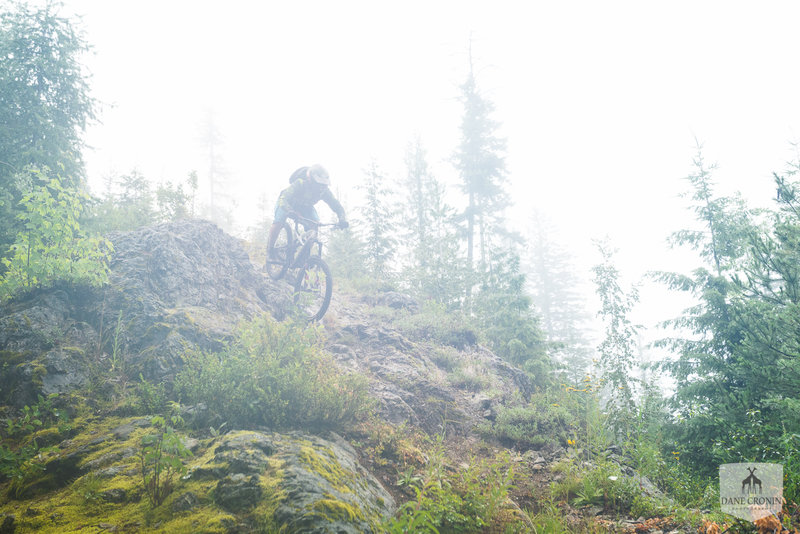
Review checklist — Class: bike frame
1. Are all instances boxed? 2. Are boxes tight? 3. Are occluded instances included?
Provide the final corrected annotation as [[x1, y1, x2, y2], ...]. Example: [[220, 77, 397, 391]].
[[286, 215, 338, 270], [290, 223, 322, 269], [266, 213, 338, 321]]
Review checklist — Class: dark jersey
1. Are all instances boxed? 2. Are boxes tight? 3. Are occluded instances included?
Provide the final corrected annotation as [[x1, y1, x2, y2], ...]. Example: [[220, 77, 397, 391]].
[[277, 177, 345, 220]]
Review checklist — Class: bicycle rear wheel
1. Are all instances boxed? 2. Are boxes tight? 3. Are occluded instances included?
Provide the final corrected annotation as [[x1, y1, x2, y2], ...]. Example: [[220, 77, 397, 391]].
[[266, 222, 293, 280], [293, 256, 332, 321]]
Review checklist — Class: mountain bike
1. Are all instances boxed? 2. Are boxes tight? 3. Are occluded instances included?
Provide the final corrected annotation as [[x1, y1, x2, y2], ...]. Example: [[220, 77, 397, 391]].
[[266, 214, 341, 321]]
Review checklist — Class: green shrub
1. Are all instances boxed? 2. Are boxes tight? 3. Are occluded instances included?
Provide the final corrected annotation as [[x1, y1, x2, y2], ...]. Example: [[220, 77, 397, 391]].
[[174, 315, 372, 431], [386, 439, 514, 534], [135, 375, 168, 415], [0, 394, 71, 496], [483, 394, 576, 451], [530, 501, 574, 533], [396, 301, 478, 350], [139, 413, 192, 507], [550, 455, 639, 514], [0, 440, 56, 489], [3, 393, 70, 438], [428, 347, 460, 372], [448, 368, 489, 392], [0, 168, 111, 300], [626, 437, 710, 507], [384, 502, 439, 534]]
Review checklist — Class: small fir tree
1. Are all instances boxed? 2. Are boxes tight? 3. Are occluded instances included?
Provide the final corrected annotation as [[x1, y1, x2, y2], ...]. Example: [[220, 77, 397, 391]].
[[357, 160, 397, 280], [592, 239, 640, 439]]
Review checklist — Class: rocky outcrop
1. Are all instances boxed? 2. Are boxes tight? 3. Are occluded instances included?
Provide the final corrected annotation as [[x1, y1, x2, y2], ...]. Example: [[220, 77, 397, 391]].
[[0, 220, 544, 532], [0, 220, 292, 406], [325, 292, 535, 437], [98, 220, 291, 382], [0, 289, 98, 406]]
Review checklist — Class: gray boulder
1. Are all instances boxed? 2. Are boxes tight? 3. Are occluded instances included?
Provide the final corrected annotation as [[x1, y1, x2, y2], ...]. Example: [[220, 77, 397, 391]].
[[98, 219, 291, 382], [0, 220, 293, 406]]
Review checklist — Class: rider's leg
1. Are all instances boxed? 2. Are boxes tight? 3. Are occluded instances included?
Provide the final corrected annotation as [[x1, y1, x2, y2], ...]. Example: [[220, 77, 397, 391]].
[[267, 222, 281, 256], [268, 200, 289, 257], [298, 205, 320, 231]]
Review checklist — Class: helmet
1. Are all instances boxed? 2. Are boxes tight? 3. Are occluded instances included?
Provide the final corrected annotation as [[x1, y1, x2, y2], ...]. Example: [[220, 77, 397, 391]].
[[307, 164, 330, 186]]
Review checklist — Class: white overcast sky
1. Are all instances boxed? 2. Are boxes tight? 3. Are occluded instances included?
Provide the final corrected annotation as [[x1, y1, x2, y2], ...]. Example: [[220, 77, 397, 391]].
[[52, 0, 800, 334]]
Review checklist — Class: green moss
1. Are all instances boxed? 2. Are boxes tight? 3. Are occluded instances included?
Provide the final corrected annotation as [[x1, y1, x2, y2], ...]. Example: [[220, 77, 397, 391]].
[[0, 419, 238, 534], [298, 445, 353, 494], [155, 507, 236, 534], [308, 497, 365, 523], [30, 425, 64, 447], [3, 416, 143, 501], [252, 457, 287, 532], [0, 350, 28, 367], [31, 362, 47, 384], [77, 426, 149, 470]]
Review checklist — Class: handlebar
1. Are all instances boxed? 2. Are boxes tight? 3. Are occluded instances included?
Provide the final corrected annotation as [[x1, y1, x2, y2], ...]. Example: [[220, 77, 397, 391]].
[[287, 213, 347, 229]]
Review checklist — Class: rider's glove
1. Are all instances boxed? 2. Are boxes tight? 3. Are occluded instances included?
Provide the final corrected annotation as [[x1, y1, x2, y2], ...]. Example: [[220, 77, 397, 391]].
[[338, 220, 349, 229]]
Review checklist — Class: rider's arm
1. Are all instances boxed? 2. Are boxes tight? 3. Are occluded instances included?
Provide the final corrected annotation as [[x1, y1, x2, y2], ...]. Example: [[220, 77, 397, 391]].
[[320, 186, 346, 223]]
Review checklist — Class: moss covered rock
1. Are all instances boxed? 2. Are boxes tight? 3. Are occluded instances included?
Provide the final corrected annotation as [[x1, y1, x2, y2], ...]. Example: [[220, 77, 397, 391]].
[[188, 430, 395, 533]]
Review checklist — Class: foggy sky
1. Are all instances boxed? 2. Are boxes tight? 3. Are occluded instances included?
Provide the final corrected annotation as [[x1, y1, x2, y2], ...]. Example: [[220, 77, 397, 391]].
[[53, 0, 800, 338]]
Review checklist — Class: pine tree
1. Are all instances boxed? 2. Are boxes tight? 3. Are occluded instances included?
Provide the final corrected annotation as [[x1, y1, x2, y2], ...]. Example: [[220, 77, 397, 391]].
[[399, 136, 464, 306], [450, 48, 546, 377], [402, 136, 434, 284], [524, 211, 593, 381], [0, 2, 97, 265], [197, 111, 234, 231], [592, 239, 640, 440], [474, 247, 549, 387], [358, 160, 396, 280], [655, 144, 756, 473], [89, 170, 195, 232], [326, 227, 368, 283], [452, 52, 509, 294]]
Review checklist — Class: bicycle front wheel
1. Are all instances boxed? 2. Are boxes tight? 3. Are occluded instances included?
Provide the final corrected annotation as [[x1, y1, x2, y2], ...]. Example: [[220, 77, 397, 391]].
[[266, 222, 293, 280], [293, 256, 332, 321]]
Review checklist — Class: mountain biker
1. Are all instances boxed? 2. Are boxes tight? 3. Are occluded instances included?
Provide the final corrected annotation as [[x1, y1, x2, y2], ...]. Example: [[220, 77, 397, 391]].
[[267, 164, 348, 256]]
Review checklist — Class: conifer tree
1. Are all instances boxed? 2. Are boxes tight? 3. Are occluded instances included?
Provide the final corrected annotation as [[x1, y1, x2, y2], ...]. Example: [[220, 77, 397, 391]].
[[358, 160, 396, 280], [655, 144, 756, 473], [89, 170, 196, 232], [0, 1, 97, 264], [450, 49, 546, 376], [326, 224, 368, 283], [197, 111, 234, 231], [525, 211, 593, 381], [592, 239, 640, 439], [400, 137, 464, 306], [475, 247, 549, 386], [452, 53, 509, 293], [402, 136, 434, 284]]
